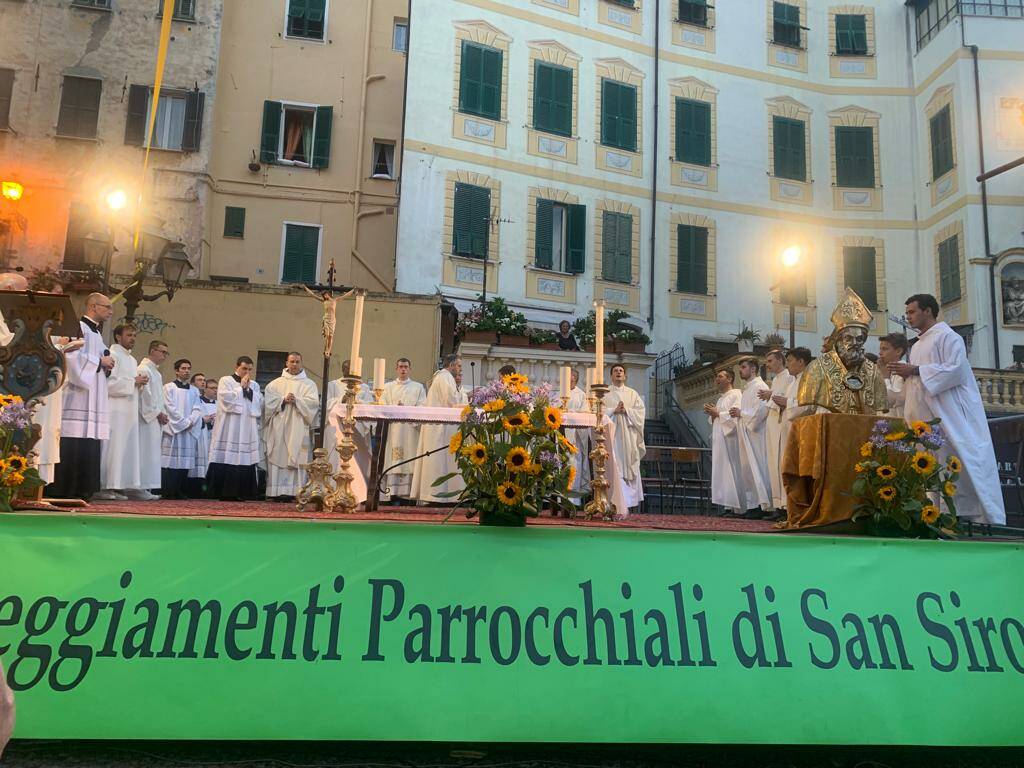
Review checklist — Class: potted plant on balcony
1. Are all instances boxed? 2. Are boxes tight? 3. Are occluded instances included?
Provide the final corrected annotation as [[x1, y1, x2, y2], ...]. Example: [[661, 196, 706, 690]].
[[733, 323, 761, 354], [456, 296, 531, 347], [607, 309, 651, 353], [527, 327, 559, 350], [572, 313, 597, 352], [764, 330, 786, 350]]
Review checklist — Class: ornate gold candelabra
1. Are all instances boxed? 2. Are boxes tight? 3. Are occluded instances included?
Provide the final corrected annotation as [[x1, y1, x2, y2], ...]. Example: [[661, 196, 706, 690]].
[[582, 382, 613, 521], [323, 374, 362, 514], [296, 448, 337, 511]]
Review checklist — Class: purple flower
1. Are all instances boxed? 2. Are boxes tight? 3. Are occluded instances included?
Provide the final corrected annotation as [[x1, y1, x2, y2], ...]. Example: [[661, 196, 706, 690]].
[[0, 403, 32, 431], [538, 450, 562, 470]]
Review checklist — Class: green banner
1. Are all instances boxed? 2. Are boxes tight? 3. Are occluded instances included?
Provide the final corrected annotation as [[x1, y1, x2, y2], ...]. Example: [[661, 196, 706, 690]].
[[1, 514, 1022, 745]]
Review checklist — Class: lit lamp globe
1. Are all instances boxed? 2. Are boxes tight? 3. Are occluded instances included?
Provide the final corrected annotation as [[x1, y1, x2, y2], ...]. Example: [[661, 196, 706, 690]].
[[1, 181, 24, 202], [781, 245, 802, 268], [104, 189, 128, 212]]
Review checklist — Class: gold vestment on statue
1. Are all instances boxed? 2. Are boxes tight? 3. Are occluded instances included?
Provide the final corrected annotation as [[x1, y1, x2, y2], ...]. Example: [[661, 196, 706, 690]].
[[797, 350, 888, 414]]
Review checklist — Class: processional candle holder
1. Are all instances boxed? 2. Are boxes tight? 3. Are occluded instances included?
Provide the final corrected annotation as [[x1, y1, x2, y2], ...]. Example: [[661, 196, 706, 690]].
[[324, 374, 362, 514], [296, 448, 337, 512], [582, 382, 614, 521]]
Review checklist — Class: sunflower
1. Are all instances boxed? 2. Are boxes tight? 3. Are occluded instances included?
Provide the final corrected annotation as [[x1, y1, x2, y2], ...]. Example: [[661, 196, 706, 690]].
[[448, 431, 463, 454], [947, 456, 962, 474], [502, 412, 529, 433], [506, 446, 532, 473], [460, 404, 474, 421], [567, 466, 577, 490], [943, 481, 956, 498], [483, 399, 506, 413], [558, 433, 578, 454], [464, 443, 488, 465], [543, 406, 562, 430], [5, 455, 27, 472], [885, 431, 908, 442], [527, 462, 542, 476], [877, 486, 897, 502], [6, 472, 24, 486], [497, 481, 523, 505], [502, 373, 530, 394], [859, 442, 873, 458], [920, 504, 940, 524], [910, 421, 932, 437], [854, 462, 866, 474], [876, 465, 897, 480], [0, 459, 8, 473], [911, 452, 937, 475]]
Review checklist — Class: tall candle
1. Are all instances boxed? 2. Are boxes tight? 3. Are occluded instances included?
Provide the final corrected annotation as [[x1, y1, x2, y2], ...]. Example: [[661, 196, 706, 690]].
[[352, 356, 363, 378], [559, 366, 571, 399], [350, 291, 365, 376], [594, 300, 605, 384], [585, 367, 595, 392], [374, 357, 386, 389]]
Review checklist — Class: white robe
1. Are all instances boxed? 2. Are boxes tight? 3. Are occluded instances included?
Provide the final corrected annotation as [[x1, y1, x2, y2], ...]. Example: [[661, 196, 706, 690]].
[[411, 369, 464, 503], [764, 369, 793, 509], [566, 386, 592, 494], [381, 377, 427, 499], [190, 396, 217, 478], [885, 374, 905, 419], [101, 344, 141, 491], [264, 369, 319, 497], [162, 381, 202, 470], [904, 322, 1006, 524], [209, 376, 263, 466], [710, 388, 744, 511], [605, 383, 646, 509], [782, 371, 812, 454], [736, 376, 772, 510], [136, 358, 165, 489], [61, 319, 109, 441]]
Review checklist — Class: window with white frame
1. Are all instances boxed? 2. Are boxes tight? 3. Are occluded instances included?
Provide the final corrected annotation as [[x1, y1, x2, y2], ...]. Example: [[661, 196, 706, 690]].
[[286, 0, 326, 41], [371, 141, 395, 178], [281, 106, 315, 165], [393, 19, 408, 52]]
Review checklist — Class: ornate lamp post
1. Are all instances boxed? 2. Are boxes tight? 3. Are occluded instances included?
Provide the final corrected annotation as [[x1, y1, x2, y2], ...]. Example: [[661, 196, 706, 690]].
[[122, 233, 192, 322], [80, 231, 117, 294], [780, 245, 802, 350]]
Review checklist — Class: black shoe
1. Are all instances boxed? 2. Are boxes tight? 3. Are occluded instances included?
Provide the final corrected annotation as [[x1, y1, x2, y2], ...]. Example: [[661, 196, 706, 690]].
[[739, 509, 766, 520]]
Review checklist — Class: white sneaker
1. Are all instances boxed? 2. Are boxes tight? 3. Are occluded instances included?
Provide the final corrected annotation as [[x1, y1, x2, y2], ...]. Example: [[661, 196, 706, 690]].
[[125, 489, 160, 501], [91, 490, 119, 501]]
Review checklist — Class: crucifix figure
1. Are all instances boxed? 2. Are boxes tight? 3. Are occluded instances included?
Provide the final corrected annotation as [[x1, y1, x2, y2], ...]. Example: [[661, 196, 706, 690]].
[[302, 275, 354, 358]]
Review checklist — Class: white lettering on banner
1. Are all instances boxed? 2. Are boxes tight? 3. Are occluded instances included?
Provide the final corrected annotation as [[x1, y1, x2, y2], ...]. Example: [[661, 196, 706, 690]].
[[537, 278, 566, 297], [538, 136, 568, 157], [839, 60, 867, 75], [456, 266, 484, 284], [464, 119, 495, 141], [605, 151, 633, 170]]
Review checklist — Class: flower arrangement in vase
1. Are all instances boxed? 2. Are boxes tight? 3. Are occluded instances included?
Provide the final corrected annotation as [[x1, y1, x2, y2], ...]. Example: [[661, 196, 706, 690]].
[[0, 395, 45, 512]]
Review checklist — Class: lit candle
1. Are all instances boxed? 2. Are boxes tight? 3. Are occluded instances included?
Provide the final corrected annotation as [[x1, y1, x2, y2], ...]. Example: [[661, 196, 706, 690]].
[[559, 366, 571, 399], [585, 367, 595, 392], [594, 300, 605, 384], [374, 357, 386, 389], [349, 291, 365, 377]]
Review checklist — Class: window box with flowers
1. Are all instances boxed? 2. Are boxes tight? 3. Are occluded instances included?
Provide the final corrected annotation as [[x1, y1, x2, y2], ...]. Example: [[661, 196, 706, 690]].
[[572, 309, 650, 353], [456, 296, 529, 347]]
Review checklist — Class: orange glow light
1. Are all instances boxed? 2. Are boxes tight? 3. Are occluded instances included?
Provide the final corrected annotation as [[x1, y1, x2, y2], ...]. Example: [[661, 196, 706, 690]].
[[1, 181, 24, 202]]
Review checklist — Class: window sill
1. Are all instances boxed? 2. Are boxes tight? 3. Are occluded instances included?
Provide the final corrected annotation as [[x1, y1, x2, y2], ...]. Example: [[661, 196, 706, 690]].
[[673, 19, 711, 29], [156, 14, 197, 22], [284, 34, 326, 44], [831, 51, 873, 57], [370, 173, 395, 180], [770, 40, 805, 51], [276, 159, 314, 169], [54, 133, 99, 143], [70, 3, 112, 12]]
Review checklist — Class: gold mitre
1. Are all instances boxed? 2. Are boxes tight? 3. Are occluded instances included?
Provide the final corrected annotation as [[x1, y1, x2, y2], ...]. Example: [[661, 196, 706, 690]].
[[830, 287, 873, 332]]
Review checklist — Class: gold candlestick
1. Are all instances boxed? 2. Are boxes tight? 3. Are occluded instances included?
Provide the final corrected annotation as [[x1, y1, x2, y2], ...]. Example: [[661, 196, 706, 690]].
[[324, 374, 362, 513], [296, 448, 337, 512], [582, 382, 613, 521], [373, 387, 384, 405], [560, 395, 569, 409]]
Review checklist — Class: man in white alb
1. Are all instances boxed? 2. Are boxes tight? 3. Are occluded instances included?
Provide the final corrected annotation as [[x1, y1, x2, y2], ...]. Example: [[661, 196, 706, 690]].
[[605, 363, 646, 512], [207, 356, 264, 501], [137, 340, 169, 498], [264, 352, 319, 501], [411, 355, 464, 504], [161, 358, 202, 499], [705, 368, 744, 515], [757, 349, 792, 517], [728, 357, 772, 517], [97, 324, 144, 500], [566, 368, 591, 495], [189, 377, 218, 495], [380, 357, 427, 502], [878, 332, 907, 419]]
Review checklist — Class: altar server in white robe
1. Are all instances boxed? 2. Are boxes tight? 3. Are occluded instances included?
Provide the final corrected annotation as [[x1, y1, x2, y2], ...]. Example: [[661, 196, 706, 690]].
[[411, 355, 464, 504], [782, 347, 814, 451], [48, 294, 113, 500], [890, 294, 1006, 524], [189, 378, 218, 493], [704, 369, 744, 514], [728, 357, 772, 516], [605, 364, 646, 511], [264, 352, 319, 500], [97, 324, 144, 499], [566, 368, 591, 495], [381, 357, 427, 501], [207, 356, 263, 501], [879, 332, 908, 419], [137, 340, 169, 497], [161, 359, 202, 499], [757, 350, 793, 513]]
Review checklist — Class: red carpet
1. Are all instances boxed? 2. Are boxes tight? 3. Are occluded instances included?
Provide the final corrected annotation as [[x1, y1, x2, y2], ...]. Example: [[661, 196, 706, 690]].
[[22, 498, 776, 533]]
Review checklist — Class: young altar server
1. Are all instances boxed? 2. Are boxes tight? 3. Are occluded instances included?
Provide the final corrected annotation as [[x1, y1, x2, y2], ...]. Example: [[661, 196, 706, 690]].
[[879, 332, 908, 419], [264, 352, 319, 501], [137, 340, 169, 497], [97, 324, 145, 500], [782, 347, 814, 445], [411, 354, 464, 504], [189, 378, 218, 496], [48, 293, 113, 500], [380, 357, 427, 501], [758, 349, 793, 514], [890, 294, 1006, 525], [605, 363, 646, 512], [566, 368, 591, 495], [161, 359, 202, 499], [705, 368, 744, 515], [729, 357, 772, 517], [207, 356, 263, 501]]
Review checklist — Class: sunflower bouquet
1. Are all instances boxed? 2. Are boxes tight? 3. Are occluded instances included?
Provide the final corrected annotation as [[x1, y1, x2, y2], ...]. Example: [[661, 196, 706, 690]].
[[851, 417, 960, 538], [432, 373, 578, 526], [0, 394, 45, 512]]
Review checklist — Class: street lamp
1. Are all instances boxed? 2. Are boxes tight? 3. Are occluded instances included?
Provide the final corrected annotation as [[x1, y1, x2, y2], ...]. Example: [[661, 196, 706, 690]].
[[80, 230, 117, 293], [780, 245, 802, 350], [1, 182, 24, 202], [104, 188, 128, 212], [122, 234, 192, 323]]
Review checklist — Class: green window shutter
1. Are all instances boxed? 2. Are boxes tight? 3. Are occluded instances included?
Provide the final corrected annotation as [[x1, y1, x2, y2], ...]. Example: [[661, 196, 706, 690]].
[[57, 76, 101, 139], [601, 80, 637, 152], [939, 236, 961, 304], [679, 98, 711, 166], [182, 90, 204, 152], [842, 246, 877, 310], [835, 126, 874, 188], [602, 211, 631, 284], [459, 42, 501, 121], [479, 47, 502, 121], [311, 105, 332, 168], [470, 185, 490, 259], [224, 207, 246, 238], [835, 14, 867, 55], [282, 224, 319, 284], [535, 198, 554, 270], [677, 225, 708, 295], [0, 68, 13, 130], [124, 84, 149, 146], [566, 204, 586, 275], [773, 116, 805, 181], [534, 61, 572, 137], [773, 2, 801, 47], [287, 0, 324, 39], [260, 100, 282, 163], [678, 0, 708, 26], [453, 182, 490, 259], [930, 105, 954, 180]]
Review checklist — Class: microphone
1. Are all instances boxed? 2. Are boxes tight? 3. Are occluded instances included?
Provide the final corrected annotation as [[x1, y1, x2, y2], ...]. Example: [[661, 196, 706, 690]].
[[470, 361, 476, 392]]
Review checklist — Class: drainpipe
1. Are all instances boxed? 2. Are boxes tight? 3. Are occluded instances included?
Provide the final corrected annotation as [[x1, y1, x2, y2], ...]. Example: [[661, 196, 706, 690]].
[[969, 43, 1000, 368], [647, 0, 660, 329], [349, 0, 379, 286]]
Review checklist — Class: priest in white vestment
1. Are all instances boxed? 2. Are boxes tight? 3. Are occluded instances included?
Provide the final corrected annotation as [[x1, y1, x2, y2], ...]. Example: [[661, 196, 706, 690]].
[[879, 332, 908, 419], [207, 356, 263, 501], [758, 350, 793, 513], [264, 353, 319, 500], [890, 294, 1006, 524], [97, 324, 143, 499], [137, 340, 169, 498], [566, 369, 591, 495], [411, 355, 464, 504], [605, 364, 646, 511], [48, 294, 113, 500], [189, 379, 218, 494], [705, 369, 744, 513], [380, 358, 427, 501], [161, 358, 202, 499], [728, 358, 772, 516]]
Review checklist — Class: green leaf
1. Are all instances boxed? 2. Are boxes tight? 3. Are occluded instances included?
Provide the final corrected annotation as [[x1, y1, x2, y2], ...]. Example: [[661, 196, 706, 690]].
[[432, 490, 465, 499], [430, 472, 459, 487]]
